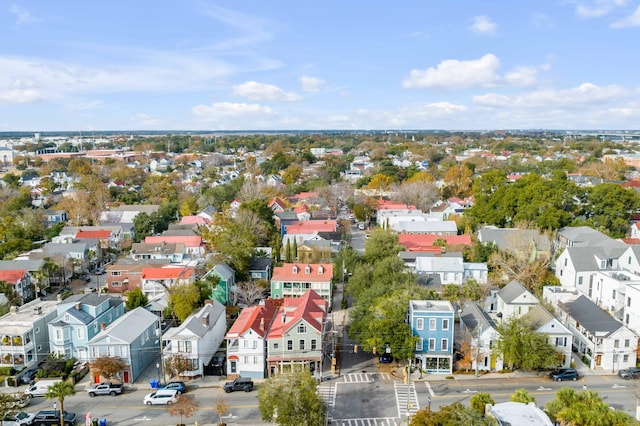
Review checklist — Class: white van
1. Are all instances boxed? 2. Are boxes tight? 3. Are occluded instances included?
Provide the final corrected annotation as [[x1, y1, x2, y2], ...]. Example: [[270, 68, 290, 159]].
[[25, 379, 62, 397], [143, 389, 179, 405]]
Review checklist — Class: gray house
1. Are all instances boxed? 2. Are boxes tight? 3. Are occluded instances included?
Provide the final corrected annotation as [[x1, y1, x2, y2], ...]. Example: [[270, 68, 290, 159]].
[[48, 294, 125, 361], [87, 307, 160, 384]]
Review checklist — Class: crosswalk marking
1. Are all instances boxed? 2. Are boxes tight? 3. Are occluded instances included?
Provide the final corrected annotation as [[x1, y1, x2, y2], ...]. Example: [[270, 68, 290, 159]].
[[425, 381, 434, 397], [394, 381, 420, 417], [318, 383, 337, 422], [330, 418, 398, 426], [343, 373, 391, 383]]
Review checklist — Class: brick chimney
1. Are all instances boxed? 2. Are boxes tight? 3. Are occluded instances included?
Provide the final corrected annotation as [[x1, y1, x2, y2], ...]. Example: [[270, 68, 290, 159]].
[[100, 323, 106, 331]]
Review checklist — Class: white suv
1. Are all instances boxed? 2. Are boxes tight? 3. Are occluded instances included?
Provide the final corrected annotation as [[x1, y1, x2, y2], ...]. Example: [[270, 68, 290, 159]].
[[143, 389, 179, 405]]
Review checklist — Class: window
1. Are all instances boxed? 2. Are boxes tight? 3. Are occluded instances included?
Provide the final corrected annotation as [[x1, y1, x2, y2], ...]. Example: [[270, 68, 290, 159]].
[[253, 356, 259, 364], [626, 314, 630, 325], [416, 318, 424, 330], [311, 340, 317, 350], [55, 329, 62, 341], [299, 340, 305, 350], [108, 346, 115, 356], [274, 282, 280, 289], [287, 340, 293, 351], [298, 324, 306, 334], [112, 271, 121, 276], [555, 337, 567, 347], [628, 297, 632, 307], [91, 347, 98, 358], [111, 281, 121, 287], [629, 256, 632, 265], [625, 339, 630, 347], [442, 319, 449, 331], [624, 354, 629, 363], [77, 328, 84, 339], [121, 347, 128, 357], [429, 319, 436, 331], [274, 342, 279, 350], [230, 361, 237, 373], [416, 339, 423, 351], [253, 340, 258, 349], [613, 290, 617, 299], [441, 339, 448, 351], [614, 339, 620, 348], [178, 341, 193, 353], [35, 327, 40, 334], [578, 276, 583, 285], [428, 339, 435, 351], [564, 258, 567, 266]]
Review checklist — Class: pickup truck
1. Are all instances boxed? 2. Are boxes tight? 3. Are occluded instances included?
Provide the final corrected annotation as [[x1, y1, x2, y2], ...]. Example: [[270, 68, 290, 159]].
[[86, 382, 124, 397]]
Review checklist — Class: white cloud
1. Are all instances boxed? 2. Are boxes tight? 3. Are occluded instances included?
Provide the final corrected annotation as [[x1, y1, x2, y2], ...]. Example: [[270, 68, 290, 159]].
[[504, 66, 540, 87], [192, 101, 274, 119], [575, 0, 629, 18], [132, 113, 164, 126], [611, 5, 640, 27], [403, 54, 501, 89], [300, 76, 326, 92], [9, 4, 39, 25], [473, 83, 632, 108], [232, 81, 302, 102], [0, 88, 46, 103], [469, 15, 496, 35]]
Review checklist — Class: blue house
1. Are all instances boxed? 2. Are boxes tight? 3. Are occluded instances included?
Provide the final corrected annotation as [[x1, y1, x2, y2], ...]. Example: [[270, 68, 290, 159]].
[[48, 294, 124, 362], [87, 307, 160, 384], [409, 300, 454, 374]]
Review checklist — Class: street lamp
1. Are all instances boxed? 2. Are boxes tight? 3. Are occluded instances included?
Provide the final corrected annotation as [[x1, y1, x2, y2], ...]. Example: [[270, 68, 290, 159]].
[[612, 349, 617, 373], [475, 324, 483, 379]]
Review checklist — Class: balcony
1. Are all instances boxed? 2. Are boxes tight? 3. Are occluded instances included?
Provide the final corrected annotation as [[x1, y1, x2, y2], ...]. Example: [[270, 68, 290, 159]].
[[1, 334, 32, 347]]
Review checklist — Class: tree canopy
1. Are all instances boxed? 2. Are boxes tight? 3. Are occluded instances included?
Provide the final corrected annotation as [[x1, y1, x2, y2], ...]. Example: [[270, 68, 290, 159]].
[[493, 316, 561, 371]]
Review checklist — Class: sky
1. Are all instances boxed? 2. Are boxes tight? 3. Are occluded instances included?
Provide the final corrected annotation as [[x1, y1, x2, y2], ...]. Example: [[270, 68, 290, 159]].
[[1, 0, 640, 132]]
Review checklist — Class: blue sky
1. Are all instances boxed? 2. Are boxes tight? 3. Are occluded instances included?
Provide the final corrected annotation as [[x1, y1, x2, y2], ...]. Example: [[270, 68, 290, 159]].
[[1, 0, 640, 131]]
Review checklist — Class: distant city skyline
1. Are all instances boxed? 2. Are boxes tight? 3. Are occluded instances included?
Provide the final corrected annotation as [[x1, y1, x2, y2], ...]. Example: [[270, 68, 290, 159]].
[[1, 1, 640, 131]]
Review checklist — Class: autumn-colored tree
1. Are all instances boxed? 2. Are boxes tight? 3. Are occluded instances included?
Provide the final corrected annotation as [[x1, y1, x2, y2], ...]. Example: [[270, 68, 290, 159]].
[[366, 174, 394, 199], [214, 397, 230, 426], [443, 163, 474, 197], [394, 179, 439, 212], [90, 356, 128, 382], [168, 394, 199, 426], [164, 354, 192, 379], [282, 164, 303, 185], [124, 287, 149, 310], [169, 283, 200, 322]]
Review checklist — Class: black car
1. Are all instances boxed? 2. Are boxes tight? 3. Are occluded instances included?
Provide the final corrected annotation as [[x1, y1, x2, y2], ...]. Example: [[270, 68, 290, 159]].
[[379, 353, 393, 363], [550, 368, 579, 381], [19, 369, 37, 384], [33, 410, 77, 426], [618, 367, 640, 379], [161, 381, 187, 394], [223, 377, 253, 393]]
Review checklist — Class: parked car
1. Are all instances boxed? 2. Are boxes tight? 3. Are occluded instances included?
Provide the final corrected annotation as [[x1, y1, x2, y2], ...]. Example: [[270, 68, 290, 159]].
[[223, 377, 254, 393], [2, 411, 35, 426], [160, 381, 187, 394], [33, 410, 77, 426], [618, 367, 640, 379], [549, 368, 579, 381], [143, 389, 179, 405], [19, 369, 37, 385], [379, 353, 393, 363], [86, 382, 123, 397], [25, 379, 63, 398], [357, 223, 366, 230]]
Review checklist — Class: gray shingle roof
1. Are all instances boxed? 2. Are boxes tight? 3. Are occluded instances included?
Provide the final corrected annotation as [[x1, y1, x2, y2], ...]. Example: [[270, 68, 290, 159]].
[[89, 307, 158, 344], [522, 305, 554, 329], [460, 302, 497, 337], [478, 226, 551, 252], [497, 280, 530, 304], [559, 295, 621, 336], [175, 302, 226, 339]]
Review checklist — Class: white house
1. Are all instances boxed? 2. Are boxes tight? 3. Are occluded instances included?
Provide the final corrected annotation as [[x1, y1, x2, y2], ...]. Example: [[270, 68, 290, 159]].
[[523, 305, 573, 368], [225, 299, 277, 379], [459, 302, 503, 372], [494, 280, 539, 319], [163, 300, 227, 378]]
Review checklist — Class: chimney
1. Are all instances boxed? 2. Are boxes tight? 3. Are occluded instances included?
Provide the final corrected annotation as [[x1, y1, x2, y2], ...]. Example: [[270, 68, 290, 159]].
[[260, 317, 264, 331], [9, 306, 17, 314], [100, 323, 106, 331], [202, 313, 210, 327], [204, 299, 213, 306], [75, 303, 81, 311]]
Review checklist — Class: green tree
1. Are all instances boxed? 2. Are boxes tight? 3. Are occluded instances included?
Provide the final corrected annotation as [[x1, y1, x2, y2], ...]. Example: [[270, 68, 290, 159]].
[[462, 279, 484, 302], [510, 388, 535, 404], [124, 288, 149, 310], [583, 183, 640, 238], [410, 402, 497, 426], [493, 316, 561, 371], [282, 164, 302, 185], [169, 284, 200, 322], [470, 392, 494, 417], [545, 387, 636, 426], [363, 229, 404, 264], [45, 380, 75, 426], [202, 208, 257, 275], [285, 240, 292, 263], [257, 368, 325, 426]]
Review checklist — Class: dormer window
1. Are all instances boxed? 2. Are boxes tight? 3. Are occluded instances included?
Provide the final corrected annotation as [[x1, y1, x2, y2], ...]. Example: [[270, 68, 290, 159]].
[[318, 266, 324, 274], [292, 266, 298, 274], [305, 266, 311, 274]]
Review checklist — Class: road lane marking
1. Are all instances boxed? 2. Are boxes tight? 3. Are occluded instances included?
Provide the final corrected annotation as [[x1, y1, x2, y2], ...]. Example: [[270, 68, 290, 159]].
[[425, 381, 434, 397]]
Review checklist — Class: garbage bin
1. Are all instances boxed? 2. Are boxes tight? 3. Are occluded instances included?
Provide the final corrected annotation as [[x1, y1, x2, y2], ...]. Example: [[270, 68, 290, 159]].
[[99, 419, 107, 426], [149, 379, 159, 389]]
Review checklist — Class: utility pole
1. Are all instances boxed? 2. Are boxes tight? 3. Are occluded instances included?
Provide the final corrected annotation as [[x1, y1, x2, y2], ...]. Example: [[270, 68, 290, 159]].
[[475, 324, 482, 378]]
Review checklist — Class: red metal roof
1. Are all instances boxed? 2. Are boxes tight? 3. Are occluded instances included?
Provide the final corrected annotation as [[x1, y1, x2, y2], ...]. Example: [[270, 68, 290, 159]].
[[271, 263, 333, 283], [0, 270, 26, 284], [267, 290, 327, 339], [285, 220, 337, 234], [141, 267, 194, 280], [225, 299, 277, 339], [399, 233, 472, 250], [76, 230, 112, 239]]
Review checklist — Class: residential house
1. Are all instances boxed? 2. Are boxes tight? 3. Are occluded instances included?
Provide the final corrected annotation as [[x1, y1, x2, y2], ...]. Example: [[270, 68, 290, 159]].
[[478, 226, 552, 257], [99, 204, 159, 240], [414, 253, 488, 285], [202, 263, 235, 306], [74, 229, 118, 250], [459, 302, 503, 372], [266, 290, 327, 377], [130, 242, 186, 263], [144, 235, 205, 259], [0, 299, 59, 369], [274, 211, 298, 237], [410, 300, 454, 374], [398, 234, 472, 252], [58, 225, 124, 249], [493, 280, 539, 319], [393, 220, 458, 235], [87, 307, 160, 384], [0, 260, 46, 295], [522, 305, 573, 368], [225, 299, 277, 379], [41, 209, 68, 229], [48, 294, 125, 361], [543, 287, 638, 372], [141, 267, 195, 298], [486, 402, 553, 426], [104, 260, 171, 294], [163, 300, 226, 378], [283, 220, 338, 247], [554, 226, 625, 253], [269, 198, 287, 213], [248, 257, 272, 281], [554, 245, 627, 289], [0, 270, 33, 303], [297, 240, 332, 263], [271, 263, 333, 303]]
